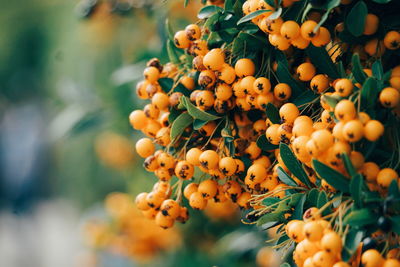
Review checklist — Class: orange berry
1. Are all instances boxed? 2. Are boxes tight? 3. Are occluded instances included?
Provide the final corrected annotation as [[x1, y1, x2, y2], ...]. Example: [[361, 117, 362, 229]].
[[363, 14, 379, 35], [184, 183, 198, 200], [380, 87, 400, 108], [129, 110, 148, 130], [377, 168, 399, 188], [185, 24, 201, 41], [281, 20, 300, 40], [174, 30, 191, 49], [364, 120, 384, 141], [274, 83, 292, 101], [135, 138, 155, 158], [198, 179, 218, 200], [297, 62, 316, 81], [199, 150, 220, 170], [301, 20, 319, 40], [334, 78, 354, 97], [160, 199, 180, 219], [189, 191, 207, 210], [235, 58, 255, 77], [310, 74, 329, 93], [203, 48, 225, 71], [384, 31, 400, 50], [361, 249, 385, 267], [311, 27, 331, 47], [342, 120, 364, 142], [174, 160, 194, 180], [335, 100, 357, 121]]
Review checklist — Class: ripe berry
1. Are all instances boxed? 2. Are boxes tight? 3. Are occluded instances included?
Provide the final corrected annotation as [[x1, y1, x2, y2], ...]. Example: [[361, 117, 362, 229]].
[[203, 48, 225, 71], [245, 141, 262, 159], [198, 179, 218, 200], [129, 110, 148, 130], [186, 148, 202, 166], [384, 31, 400, 50], [280, 103, 299, 124], [269, 34, 291, 50], [379, 87, 399, 108], [235, 58, 255, 77], [174, 160, 194, 180], [217, 64, 236, 84], [184, 183, 198, 200], [291, 35, 311, 49], [363, 14, 379, 36], [361, 249, 384, 267], [146, 192, 164, 208], [274, 83, 292, 101], [321, 230, 342, 254], [334, 78, 354, 97], [312, 251, 335, 267], [303, 221, 324, 242], [297, 63, 316, 81], [180, 76, 195, 90], [135, 138, 155, 158], [364, 120, 384, 141], [189, 191, 207, 210], [377, 168, 399, 188], [198, 70, 216, 89], [155, 212, 174, 229], [223, 180, 242, 202], [334, 100, 357, 121], [310, 74, 329, 93], [280, 20, 300, 40], [342, 120, 364, 142], [219, 157, 237, 176], [143, 66, 160, 83], [236, 192, 251, 209], [199, 150, 220, 170], [135, 192, 150, 211], [301, 20, 319, 40], [174, 30, 191, 49], [253, 77, 271, 94], [185, 24, 201, 41], [160, 199, 180, 219], [196, 90, 215, 110], [311, 27, 331, 47]]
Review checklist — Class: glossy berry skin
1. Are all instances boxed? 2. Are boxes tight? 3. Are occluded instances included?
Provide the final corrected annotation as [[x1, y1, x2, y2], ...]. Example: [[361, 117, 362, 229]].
[[189, 191, 207, 210], [174, 160, 194, 180], [377, 216, 391, 232], [199, 150, 220, 170]]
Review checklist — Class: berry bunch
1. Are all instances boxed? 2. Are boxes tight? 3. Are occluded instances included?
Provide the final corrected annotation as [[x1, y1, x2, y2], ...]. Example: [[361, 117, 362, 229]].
[[84, 193, 181, 262]]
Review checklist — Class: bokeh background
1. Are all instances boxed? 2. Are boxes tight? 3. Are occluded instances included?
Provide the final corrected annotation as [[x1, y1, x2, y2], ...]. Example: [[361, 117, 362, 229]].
[[0, 0, 270, 266]]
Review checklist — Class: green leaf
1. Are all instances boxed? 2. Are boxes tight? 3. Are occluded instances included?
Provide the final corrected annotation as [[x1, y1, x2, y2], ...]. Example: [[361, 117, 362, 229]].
[[256, 134, 279, 151], [279, 143, 312, 188], [198, 5, 224, 19], [342, 229, 364, 262], [263, 197, 281, 206], [237, 9, 272, 25], [343, 208, 376, 227], [306, 188, 320, 207], [292, 194, 306, 220], [361, 77, 379, 110], [257, 211, 286, 226], [193, 119, 208, 130], [346, 0, 367, 37], [158, 78, 174, 93], [276, 61, 305, 98], [181, 96, 220, 121], [277, 166, 298, 187], [168, 108, 182, 124], [165, 19, 174, 40], [341, 152, 357, 177], [167, 40, 179, 64], [221, 126, 234, 142], [317, 191, 328, 208], [293, 90, 319, 108], [312, 159, 350, 193], [350, 174, 364, 208], [280, 263, 291, 267], [184, 0, 189, 7], [170, 112, 193, 140], [321, 94, 340, 109], [268, 7, 282, 20], [203, 12, 220, 29], [351, 54, 367, 84], [372, 60, 383, 80], [224, 0, 234, 11], [306, 44, 340, 79], [371, 0, 391, 3], [390, 215, 400, 235], [265, 102, 281, 124]]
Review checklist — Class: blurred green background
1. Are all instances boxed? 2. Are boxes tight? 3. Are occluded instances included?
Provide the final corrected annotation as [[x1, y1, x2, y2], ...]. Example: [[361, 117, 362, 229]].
[[0, 0, 270, 266]]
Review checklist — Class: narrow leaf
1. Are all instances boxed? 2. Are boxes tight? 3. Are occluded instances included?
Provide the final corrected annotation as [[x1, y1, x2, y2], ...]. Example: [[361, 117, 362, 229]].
[[256, 134, 279, 151], [181, 96, 220, 121], [279, 143, 312, 188], [277, 166, 298, 187], [170, 112, 193, 140], [312, 159, 350, 193], [306, 44, 340, 79], [343, 208, 376, 227], [237, 9, 272, 25], [350, 174, 364, 208], [346, 1, 368, 37], [352, 54, 367, 84], [198, 5, 224, 19], [266, 102, 281, 124]]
